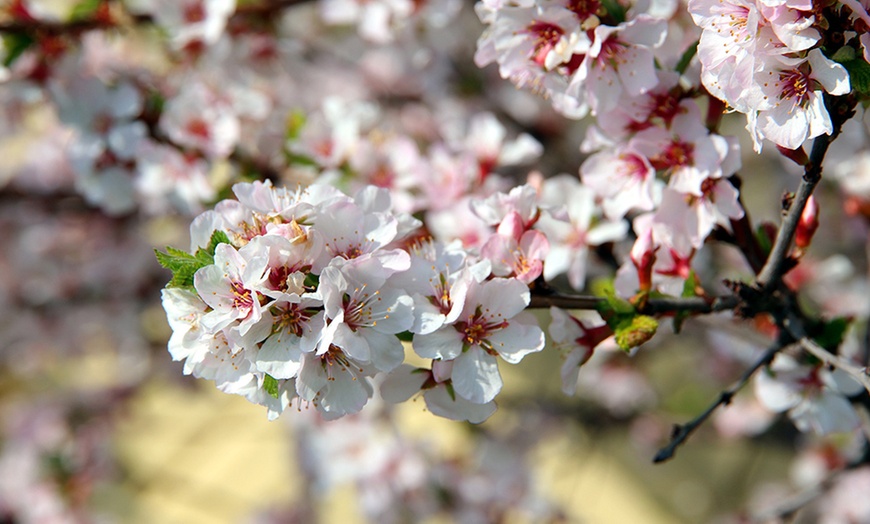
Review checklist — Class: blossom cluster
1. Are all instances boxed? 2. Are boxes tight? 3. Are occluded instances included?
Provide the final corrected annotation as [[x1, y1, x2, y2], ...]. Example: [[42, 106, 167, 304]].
[[161, 180, 556, 422]]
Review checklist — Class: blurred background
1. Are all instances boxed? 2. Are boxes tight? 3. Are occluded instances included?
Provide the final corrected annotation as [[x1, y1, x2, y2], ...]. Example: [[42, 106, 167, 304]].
[[2, 0, 870, 523]]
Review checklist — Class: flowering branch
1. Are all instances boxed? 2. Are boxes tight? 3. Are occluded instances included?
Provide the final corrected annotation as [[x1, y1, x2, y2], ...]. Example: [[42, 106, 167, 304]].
[[653, 339, 786, 463], [755, 95, 856, 290], [528, 291, 739, 315], [800, 337, 870, 394]]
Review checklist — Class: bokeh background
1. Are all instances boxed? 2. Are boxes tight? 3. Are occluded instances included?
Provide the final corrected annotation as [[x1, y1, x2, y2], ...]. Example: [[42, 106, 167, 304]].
[[3, 0, 870, 523]]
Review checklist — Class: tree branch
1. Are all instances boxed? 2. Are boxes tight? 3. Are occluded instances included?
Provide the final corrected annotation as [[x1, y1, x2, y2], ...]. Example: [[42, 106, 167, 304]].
[[800, 337, 870, 394], [754, 135, 829, 290], [528, 291, 739, 315], [652, 339, 786, 463]]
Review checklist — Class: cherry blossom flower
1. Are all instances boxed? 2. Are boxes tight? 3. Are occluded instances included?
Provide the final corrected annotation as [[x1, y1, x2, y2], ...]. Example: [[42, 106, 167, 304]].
[[754, 354, 863, 435], [380, 362, 498, 423], [536, 175, 628, 289], [318, 256, 414, 372], [149, 0, 237, 51], [194, 242, 272, 348], [749, 49, 850, 151], [569, 15, 667, 115], [549, 307, 612, 395], [413, 277, 544, 404]]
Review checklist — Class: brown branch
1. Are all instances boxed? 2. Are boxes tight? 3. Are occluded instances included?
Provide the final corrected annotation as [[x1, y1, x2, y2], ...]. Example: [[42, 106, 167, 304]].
[[528, 291, 739, 315], [652, 339, 787, 463], [755, 95, 855, 290]]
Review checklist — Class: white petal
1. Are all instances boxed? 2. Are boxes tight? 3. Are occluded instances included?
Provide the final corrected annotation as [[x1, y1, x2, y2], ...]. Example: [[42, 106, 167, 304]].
[[452, 348, 502, 404]]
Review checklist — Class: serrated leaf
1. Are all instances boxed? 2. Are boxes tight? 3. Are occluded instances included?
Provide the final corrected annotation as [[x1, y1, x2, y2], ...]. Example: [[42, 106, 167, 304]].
[[206, 230, 231, 255], [155, 244, 215, 289], [263, 374, 280, 399]]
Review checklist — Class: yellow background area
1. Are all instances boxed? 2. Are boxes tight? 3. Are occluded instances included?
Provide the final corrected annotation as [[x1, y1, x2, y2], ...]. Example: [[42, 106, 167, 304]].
[[114, 378, 679, 524]]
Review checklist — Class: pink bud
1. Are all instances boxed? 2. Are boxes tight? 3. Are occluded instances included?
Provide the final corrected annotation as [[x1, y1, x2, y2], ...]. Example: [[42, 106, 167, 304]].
[[630, 228, 657, 292], [795, 196, 819, 249]]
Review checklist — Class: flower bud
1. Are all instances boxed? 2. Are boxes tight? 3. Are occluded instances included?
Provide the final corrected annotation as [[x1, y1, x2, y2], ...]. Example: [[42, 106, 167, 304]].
[[795, 196, 819, 249]]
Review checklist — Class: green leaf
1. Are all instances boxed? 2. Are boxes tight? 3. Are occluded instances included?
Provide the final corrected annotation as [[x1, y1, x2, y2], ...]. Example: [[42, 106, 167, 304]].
[[303, 273, 320, 290], [842, 58, 870, 96], [396, 331, 414, 342], [675, 40, 699, 75], [2, 33, 35, 68], [814, 317, 851, 352], [600, 0, 626, 24], [69, 0, 102, 20], [263, 374, 280, 399], [614, 315, 658, 352], [155, 230, 230, 288], [285, 109, 307, 141], [206, 230, 231, 255], [444, 381, 457, 402], [831, 46, 857, 64], [672, 271, 699, 334]]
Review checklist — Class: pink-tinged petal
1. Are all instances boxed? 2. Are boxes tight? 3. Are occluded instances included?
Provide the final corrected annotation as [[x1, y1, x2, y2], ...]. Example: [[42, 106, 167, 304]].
[[256, 333, 303, 379], [332, 321, 372, 363], [806, 94, 834, 142], [297, 356, 328, 401], [361, 329, 405, 372], [413, 327, 463, 360], [586, 220, 628, 245], [616, 46, 658, 98], [380, 364, 428, 403], [452, 347, 502, 404], [543, 244, 573, 282], [319, 373, 371, 417], [754, 363, 803, 412], [413, 300, 447, 335], [465, 277, 530, 319], [790, 391, 860, 435], [496, 211, 525, 241], [808, 49, 850, 96], [622, 16, 668, 48], [520, 230, 549, 260], [487, 315, 545, 364], [424, 386, 497, 423], [560, 347, 591, 395]]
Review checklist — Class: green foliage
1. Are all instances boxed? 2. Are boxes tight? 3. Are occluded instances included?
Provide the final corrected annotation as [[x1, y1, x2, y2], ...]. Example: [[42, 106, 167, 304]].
[[396, 331, 414, 342], [614, 315, 659, 352], [675, 40, 699, 75], [843, 58, 870, 96], [2, 33, 34, 68], [263, 374, 280, 399], [155, 230, 230, 289], [601, 0, 626, 24], [69, 0, 102, 20], [813, 317, 851, 352], [672, 271, 699, 334], [596, 287, 658, 352]]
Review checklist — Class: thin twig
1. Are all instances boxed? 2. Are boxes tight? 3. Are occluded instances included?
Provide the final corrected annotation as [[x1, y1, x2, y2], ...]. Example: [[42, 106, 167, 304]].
[[800, 337, 870, 394], [754, 135, 830, 290], [652, 340, 786, 463], [528, 292, 739, 315]]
